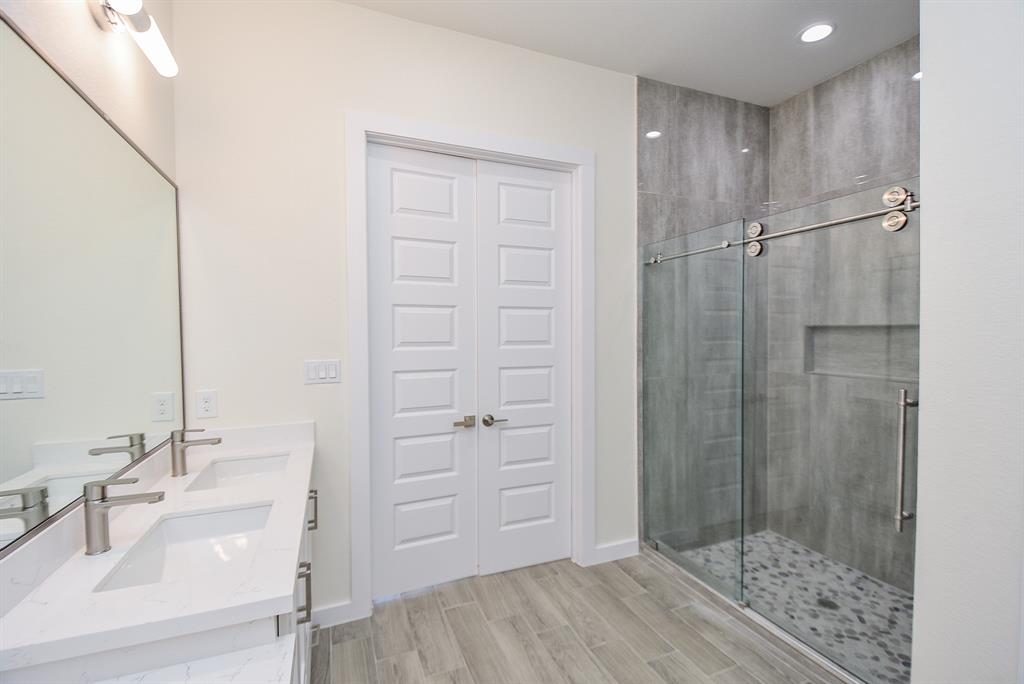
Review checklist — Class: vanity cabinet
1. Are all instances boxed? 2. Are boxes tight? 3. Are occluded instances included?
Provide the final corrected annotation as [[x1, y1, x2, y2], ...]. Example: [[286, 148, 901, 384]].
[[280, 488, 318, 684]]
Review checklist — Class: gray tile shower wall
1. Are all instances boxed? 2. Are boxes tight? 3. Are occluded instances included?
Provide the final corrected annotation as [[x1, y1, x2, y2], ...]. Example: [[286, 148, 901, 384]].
[[637, 78, 769, 243], [768, 37, 920, 211], [638, 37, 920, 593]]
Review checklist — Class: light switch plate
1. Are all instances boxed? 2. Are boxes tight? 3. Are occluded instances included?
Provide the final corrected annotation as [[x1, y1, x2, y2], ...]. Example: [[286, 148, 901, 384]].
[[0, 370, 45, 400], [196, 389, 219, 419], [152, 392, 175, 421], [305, 359, 341, 385]]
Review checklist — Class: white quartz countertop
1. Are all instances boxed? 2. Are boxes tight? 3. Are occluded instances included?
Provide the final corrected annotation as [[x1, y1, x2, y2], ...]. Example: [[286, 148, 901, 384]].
[[0, 423, 314, 672], [96, 634, 295, 684]]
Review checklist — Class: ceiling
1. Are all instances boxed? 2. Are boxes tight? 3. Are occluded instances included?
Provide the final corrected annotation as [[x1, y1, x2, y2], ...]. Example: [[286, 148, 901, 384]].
[[344, 0, 919, 106]]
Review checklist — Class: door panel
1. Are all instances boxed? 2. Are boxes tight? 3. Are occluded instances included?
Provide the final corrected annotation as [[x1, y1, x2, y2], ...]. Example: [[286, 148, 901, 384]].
[[476, 161, 572, 574], [369, 144, 478, 597]]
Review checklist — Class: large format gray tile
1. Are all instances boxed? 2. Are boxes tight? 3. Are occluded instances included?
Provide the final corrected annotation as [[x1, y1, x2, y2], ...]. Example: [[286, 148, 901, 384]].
[[443, 604, 517, 684], [403, 592, 465, 676], [579, 583, 674, 661], [536, 624, 614, 684], [590, 639, 664, 684], [332, 637, 379, 684]]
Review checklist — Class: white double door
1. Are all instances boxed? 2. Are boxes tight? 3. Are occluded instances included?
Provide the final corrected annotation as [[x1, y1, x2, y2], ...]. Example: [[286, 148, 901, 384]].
[[368, 143, 572, 597]]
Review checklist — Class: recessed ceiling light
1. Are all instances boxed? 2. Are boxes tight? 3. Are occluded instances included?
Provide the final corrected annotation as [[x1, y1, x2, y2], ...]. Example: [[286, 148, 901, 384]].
[[741, 147, 750, 153], [912, 71, 923, 81], [645, 131, 662, 139], [800, 23, 834, 43]]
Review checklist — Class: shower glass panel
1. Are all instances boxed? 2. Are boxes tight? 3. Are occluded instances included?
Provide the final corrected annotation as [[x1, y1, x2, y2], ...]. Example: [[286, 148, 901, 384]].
[[641, 220, 744, 599], [640, 180, 920, 684], [741, 180, 920, 683]]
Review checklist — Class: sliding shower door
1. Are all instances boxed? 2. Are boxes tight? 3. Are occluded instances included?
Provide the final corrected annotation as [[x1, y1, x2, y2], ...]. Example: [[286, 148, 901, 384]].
[[641, 220, 745, 599], [742, 180, 920, 684]]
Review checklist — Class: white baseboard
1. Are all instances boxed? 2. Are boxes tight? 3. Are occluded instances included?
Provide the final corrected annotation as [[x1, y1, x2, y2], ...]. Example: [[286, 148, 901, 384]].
[[312, 599, 371, 629], [576, 537, 639, 566]]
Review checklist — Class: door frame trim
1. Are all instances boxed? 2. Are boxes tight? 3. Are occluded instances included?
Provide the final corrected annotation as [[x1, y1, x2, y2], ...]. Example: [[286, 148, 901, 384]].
[[344, 112, 597, 620]]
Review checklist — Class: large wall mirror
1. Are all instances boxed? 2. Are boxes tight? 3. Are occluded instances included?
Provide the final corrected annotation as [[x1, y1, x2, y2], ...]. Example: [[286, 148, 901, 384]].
[[0, 19, 183, 553]]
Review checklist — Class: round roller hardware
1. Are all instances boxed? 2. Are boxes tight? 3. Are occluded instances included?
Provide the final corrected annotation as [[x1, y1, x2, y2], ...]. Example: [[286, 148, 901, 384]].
[[746, 241, 763, 257], [882, 211, 908, 232], [747, 222, 764, 238], [883, 186, 909, 208]]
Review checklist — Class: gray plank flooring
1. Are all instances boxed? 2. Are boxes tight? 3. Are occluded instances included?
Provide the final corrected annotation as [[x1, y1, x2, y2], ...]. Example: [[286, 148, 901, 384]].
[[315, 550, 846, 684]]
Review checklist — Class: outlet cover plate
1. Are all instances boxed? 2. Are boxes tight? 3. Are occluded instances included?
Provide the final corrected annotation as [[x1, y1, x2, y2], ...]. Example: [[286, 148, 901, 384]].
[[196, 389, 219, 419], [152, 392, 175, 422]]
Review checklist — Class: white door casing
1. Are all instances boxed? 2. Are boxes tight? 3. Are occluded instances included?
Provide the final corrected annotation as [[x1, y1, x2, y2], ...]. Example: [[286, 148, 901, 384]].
[[368, 144, 478, 597], [368, 146, 573, 596], [476, 161, 572, 574]]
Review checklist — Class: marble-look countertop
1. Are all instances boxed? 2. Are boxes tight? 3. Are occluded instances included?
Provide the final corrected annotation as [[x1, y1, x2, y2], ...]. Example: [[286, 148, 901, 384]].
[[96, 635, 296, 684], [0, 423, 314, 672]]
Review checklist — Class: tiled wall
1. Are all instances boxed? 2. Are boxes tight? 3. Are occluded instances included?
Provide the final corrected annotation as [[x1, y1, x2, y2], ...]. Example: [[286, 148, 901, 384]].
[[639, 37, 920, 592]]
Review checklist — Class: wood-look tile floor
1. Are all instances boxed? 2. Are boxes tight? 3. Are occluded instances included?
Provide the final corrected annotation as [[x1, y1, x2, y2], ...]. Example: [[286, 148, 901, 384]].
[[313, 549, 847, 684]]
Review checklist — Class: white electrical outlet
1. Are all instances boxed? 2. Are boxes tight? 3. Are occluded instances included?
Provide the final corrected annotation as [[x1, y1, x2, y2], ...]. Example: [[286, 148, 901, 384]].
[[196, 389, 219, 419], [152, 392, 175, 422], [304, 360, 341, 385]]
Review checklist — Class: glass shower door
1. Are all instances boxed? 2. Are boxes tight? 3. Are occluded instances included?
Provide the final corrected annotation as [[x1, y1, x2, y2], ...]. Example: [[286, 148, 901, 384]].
[[641, 220, 745, 600], [741, 180, 920, 684]]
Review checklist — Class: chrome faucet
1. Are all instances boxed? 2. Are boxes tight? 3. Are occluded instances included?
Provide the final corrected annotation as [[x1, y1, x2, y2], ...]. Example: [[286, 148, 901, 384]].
[[83, 478, 164, 555], [170, 428, 222, 477], [89, 433, 146, 462], [0, 486, 50, 528]]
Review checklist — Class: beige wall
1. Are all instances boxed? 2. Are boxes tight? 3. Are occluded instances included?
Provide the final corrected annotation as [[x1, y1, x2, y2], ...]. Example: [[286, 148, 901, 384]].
[[171, 1, 637, 608], [913, 0, 1024, 680], [0, 0, 177, 176]]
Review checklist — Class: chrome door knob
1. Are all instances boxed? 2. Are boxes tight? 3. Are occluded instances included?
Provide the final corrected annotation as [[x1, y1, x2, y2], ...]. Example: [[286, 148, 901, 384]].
[[482, 414, 508, 427]]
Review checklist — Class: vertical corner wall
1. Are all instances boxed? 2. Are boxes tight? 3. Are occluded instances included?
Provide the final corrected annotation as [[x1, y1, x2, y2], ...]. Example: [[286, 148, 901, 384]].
[[913, 2, 1024, 681]]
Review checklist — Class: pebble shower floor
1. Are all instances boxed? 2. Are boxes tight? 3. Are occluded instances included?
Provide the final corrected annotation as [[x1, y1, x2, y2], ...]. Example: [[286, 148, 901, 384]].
[[676, 530, 913, 684]]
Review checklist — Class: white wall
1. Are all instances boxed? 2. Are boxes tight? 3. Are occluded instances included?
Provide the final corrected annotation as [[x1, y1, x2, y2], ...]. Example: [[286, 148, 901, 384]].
[[0, 0, 176, 176], [913, 1, 1024, 681], [171, 1, 637, 609]]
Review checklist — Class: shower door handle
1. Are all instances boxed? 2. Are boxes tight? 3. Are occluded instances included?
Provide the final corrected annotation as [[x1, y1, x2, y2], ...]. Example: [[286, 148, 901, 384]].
[[894, 388, 919, 532]]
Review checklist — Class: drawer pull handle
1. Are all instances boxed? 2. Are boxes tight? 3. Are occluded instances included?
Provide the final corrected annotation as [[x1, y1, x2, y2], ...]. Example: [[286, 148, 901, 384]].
[[297, 561, 313, 624], [307, 489, 319, 531]]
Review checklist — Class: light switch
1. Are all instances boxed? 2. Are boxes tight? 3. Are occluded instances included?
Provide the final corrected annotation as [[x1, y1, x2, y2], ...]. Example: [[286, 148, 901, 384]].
[[0, 370, 44, 400], [304, 360, 341, 385]]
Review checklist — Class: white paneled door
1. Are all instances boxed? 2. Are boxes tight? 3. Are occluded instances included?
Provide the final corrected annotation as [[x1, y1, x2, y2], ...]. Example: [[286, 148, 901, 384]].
[[368, 144, 572, 597]]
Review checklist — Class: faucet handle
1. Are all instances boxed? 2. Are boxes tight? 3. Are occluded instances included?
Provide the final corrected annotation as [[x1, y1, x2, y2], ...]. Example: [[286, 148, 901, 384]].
[[83, 477, 139, 501], [171, 428, 205, 442], [0, 486, 48, 510], [107, 433, 146, 445]]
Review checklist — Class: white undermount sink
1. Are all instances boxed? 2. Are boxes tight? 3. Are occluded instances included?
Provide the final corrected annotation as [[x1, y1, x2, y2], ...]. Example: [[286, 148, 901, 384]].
[[94, 504, 272, 592], [185, 454, 288, 492]]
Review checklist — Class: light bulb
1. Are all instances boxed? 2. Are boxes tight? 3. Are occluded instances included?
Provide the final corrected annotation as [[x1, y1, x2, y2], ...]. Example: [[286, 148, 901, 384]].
[[800, 23, 834, 43], [127, 15, 178, 77]]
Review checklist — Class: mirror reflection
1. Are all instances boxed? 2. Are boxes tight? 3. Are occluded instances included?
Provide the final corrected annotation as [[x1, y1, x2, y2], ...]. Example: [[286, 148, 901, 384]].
[[0, 21, 182, 551]]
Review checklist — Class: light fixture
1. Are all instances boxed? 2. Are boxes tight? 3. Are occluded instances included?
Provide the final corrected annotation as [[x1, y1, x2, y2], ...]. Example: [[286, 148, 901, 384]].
[[741, 147, 750, 153], [90, 0, 178, 78], [799, 23, 834, 43], [912, 71, 923, 81], [645, 131, 662, 139]]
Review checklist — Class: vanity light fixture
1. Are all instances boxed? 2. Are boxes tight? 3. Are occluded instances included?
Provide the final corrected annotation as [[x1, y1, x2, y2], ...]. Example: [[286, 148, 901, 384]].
[[799, 23, 834, 43], [912, 71, 923, 81], [645, 131, 662, 139], [90, 0, 179, 78]]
